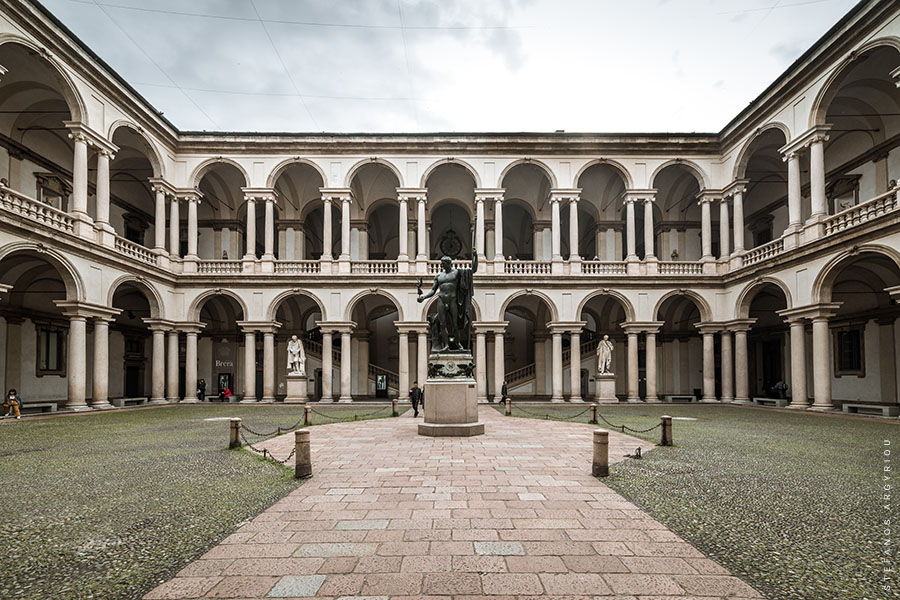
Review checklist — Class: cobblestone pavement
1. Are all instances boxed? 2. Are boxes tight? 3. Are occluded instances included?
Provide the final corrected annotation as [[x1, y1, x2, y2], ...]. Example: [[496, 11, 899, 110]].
[[145, 409, 762, 599]]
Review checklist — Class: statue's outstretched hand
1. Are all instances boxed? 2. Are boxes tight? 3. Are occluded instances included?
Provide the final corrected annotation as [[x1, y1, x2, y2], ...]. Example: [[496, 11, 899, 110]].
[[417, 295, 424, 303]]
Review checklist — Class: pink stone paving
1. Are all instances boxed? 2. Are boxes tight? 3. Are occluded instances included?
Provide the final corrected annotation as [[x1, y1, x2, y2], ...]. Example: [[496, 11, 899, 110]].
[[145, 408, 763, 599]]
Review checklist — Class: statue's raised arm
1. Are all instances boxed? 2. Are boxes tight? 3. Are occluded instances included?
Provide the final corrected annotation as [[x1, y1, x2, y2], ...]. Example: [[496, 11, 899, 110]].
[[417, 274, 440, 303]]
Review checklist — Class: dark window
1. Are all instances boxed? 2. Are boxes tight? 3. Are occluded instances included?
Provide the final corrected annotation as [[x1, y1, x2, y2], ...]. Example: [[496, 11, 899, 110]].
[[834, 327, 864, 376], [36, 327, 65, 375]]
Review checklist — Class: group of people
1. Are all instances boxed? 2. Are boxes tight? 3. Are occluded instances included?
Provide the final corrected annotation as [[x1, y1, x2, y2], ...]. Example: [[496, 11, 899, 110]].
[[194, 379, 234, 402]]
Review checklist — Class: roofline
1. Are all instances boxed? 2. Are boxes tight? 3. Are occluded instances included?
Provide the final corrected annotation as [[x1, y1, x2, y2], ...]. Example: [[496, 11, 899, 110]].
[[176, 130, 719, 139]]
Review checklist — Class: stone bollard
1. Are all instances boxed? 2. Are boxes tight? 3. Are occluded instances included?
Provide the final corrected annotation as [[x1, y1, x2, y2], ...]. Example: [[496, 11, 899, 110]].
[[590, 404, 598, 424], [505, 398, 511, 416], [304, 405, 312, 427], [294, 429, 312, 479], [392, 398, 398, 417], [228, 418, 242, 449], [660, 415, 673, 446], [592, 429, 609, 477]]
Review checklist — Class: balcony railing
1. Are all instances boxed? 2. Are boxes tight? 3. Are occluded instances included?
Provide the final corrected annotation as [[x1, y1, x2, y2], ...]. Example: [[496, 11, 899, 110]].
[[503, 260, 552, 275], [582, 261, 626, 275], [658, 261, 704, 275], [0, 185, 74, 234], [743, 238, 785, 267], [427, 259, 471, 274], [824, 186, 899, 236], [114, 237, 155, 265], [197, 260, 243, 274], [274, 260, 320, 275], [352, 260, 398, 274]]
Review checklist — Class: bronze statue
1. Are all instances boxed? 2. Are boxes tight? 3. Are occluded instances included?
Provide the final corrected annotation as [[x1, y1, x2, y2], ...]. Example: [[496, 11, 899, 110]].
[[417, 248, 478, 353]]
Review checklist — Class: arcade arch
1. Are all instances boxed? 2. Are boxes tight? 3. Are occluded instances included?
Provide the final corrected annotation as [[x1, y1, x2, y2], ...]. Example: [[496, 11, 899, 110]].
[[272, 161, 324, 260]]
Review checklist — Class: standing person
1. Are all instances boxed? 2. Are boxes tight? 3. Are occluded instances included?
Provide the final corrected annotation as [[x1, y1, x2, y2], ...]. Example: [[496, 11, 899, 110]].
[[3, 389, 22, 419], [410, 381, 424, 417], [501, 380, 508, 404], [197, 379, 206, 402]]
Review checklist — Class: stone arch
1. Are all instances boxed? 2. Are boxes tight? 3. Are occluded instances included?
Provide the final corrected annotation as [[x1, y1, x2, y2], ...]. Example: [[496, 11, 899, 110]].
[[107, 120, 165, 178], [344, 158, 404, 188], [420, 295, 482, 322], [420, 158, 481, 188], [266, 289, 327, 322], [502, 197, 537, 220], [735, 277, 793, 319], [812, 244, 900, 304], [499, 158, 558, 188], [106, 275, 164, 319], [429, 196, 474, 219], [266, 157, 328, 189], [499, 290, 559, 322], [0, 35, 87, 124], [364, 197, 401, 220], [576, 289, 636, 323], [190, 157, 250, 188], [649, 159, 710, 190], [574, 158, 634, 189], [653, 289, 713, 322], [188, 289, 249, 321], [731, 122, 791, 180], [809, 37, 900, 128], [0, 241, 83, 301], [344, 289, 404, 322]]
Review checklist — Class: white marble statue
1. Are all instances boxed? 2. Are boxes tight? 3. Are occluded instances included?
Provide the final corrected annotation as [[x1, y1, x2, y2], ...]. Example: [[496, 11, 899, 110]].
[[287, 335, 306, 376], [596, 334, 614, 375]]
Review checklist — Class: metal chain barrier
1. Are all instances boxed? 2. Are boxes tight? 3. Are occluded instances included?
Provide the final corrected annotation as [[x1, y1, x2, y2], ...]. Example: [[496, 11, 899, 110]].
[[241, 405, 392, 441], [510, 402, 662, 433], [239, 430, 297, 464], [241, 416, 306, 439], [308, 405, 391, 422]]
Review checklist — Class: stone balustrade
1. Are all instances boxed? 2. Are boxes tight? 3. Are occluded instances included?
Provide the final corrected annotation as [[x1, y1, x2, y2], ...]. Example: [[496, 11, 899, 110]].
[[742, 238, 785, 266], [0, 185, 75, 234], [824, 186, 899, 236]]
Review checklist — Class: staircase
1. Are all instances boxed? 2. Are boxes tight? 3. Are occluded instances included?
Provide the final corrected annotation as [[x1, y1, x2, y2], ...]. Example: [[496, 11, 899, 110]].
[[506, 338, 598, 390], [302, 337, 399, 394]]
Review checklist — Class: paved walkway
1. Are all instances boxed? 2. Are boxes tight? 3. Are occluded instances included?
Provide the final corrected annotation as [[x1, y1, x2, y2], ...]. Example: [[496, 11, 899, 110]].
[[145, 408, 762, 600]]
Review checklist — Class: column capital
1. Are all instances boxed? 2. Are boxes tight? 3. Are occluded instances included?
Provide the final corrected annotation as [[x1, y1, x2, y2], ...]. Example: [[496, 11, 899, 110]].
[[236, 320, 282, 334], [624, 320, 665, 334], [241, 187, 279, 203], [717, 318, 757, 333], [175, 321, 206, 334], [63, 121, 119, 154], [474, 188, 504, 202], [779, 124, 833, 156], [396, 187, 427, 202], [395, 320, 429, 334], [777, 303, 841, 321], [694, 320, 730, 334], [53, 300, 120, 320], [149, 178, 178, 197], [176, 188, 204, 203], [548, 188, 580, 203], [141, 318, 177, 332], [723, 179, 749, 196], [695, 190, 722, 204], [319, 187, 353, 203], [624, 189, 656, 203], [547, 320, 586, 334], [472, 320, 508, 334], [315, 320, 357, 334]]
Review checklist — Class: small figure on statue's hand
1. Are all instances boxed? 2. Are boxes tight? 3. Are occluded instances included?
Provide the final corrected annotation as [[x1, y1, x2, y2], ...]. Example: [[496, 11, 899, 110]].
[[417, 247, 478, 354]]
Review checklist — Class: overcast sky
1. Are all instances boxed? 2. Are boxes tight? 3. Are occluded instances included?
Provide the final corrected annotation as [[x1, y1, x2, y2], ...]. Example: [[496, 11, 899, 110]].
[[41, 0, 860, 133]]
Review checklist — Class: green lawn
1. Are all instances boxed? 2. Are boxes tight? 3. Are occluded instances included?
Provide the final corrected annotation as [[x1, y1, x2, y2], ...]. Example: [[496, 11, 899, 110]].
[[496, 402, 899, 600], [0, 403, 400, 600]]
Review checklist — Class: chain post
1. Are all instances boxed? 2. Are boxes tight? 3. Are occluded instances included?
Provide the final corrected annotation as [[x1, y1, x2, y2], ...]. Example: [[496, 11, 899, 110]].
[[392, 398, 398, 417], [229, 418, 242, 449], [304, 405, 312, 426], [592, 429, 609, 477], [660, 415, 673, 446], [294, 429, 312, 479], [590, 404, 597, 424], [505, 398, 511, 416]]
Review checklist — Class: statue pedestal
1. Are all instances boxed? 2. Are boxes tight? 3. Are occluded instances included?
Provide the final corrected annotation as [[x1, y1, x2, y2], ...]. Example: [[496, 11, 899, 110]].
[[595, 373, 618, 404], [284, 373, 308, 404], [418, 353, 484, 437]]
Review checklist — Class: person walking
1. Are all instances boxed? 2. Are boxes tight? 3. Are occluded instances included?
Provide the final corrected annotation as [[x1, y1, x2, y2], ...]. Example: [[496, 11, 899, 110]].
[[3, 388, 22, 419], [197, 379, 206, 402], [410, 381, 424, 417], [501, 380, 508, 404]]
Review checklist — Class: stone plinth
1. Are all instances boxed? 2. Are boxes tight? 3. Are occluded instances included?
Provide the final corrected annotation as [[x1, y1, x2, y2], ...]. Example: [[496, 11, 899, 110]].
[[418, 352, 484, 437], [284, 373, 307, 404], [595, 373, 618, 404]]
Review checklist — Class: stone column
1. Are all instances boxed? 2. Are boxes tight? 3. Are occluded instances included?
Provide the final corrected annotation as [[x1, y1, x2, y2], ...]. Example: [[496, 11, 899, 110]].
[[569, 330, 582, 401], [721, 331, 734, 402], [534, 334, 546, 395], [735, 329, 750, 403], [786, 151, 802, 231], [719, 198, 730, 260], [475, 330, 487, 402], [322, 198, 333, 260], [417, 330, 427, 388], [475, 196, 486, 258], [627, 330, 639, 402], [340, 196, 351, 261], [700, 331, 716, 402], [169, 196, 180, 257], [645, 330, 659, 401], [95, 150, 112, 228], [494, 330, 506, 402], [67, 314, 89, 410], [398, 197, 409, 261], [166, 330, 179, 402], [398, 330, 409, 402], [91, 317, 112, 409], [244, 197, 256, 259], [184, 329, 199, 403], [551, 330, 564, 402], [262, 329, 276, 403], [154, 186, 167, 252], [811, 316, 833, 410], [321, 331, 333, 401], [149, 327, 166, 404], [186, 194, 199, 259], [263, 197, 275, 260], [787, 318, 809, 408], [625, 198, 637, 259], [809, 136, 828, 221], [700, 197, 713, 260], [241, 330, 256, 402], [339, 330, 352, 402], [494, 197, 505, 261], [569, 197, 580, 261], [732, 188, 745, 255], [417, 196, 427, 260], [643, 198, 655, 259], [70, 133, 89, 216], [551, 197, 562, 260]]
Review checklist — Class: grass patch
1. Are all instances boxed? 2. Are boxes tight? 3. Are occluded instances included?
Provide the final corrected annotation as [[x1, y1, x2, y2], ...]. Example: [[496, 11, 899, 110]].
[[0, 403, 400, 600], [495, 402, 899, 600]]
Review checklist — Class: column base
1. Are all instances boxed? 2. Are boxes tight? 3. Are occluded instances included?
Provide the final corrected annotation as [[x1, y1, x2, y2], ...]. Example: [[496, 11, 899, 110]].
[[67, 404, 93, 412], [90, 401, 114, 410], [166, 396, 180, 403], [148, 397, 168, 405], [240, 397, 258, 403], [732, 397, 751, 405], [645, 395, 659, 402], [182, 256, 198, 273], [729, 253, 744, 270], [781, 228, 801, 250], [72, 212, 95, 239], [720, 396, 734, 403], [808, 404, 834, 412], [338, 396, 353, 403], [700, 397, 718, 403], [550, 396, 565, 403], [241, 258, 257, 273], [416, 258, 428, 274], [319, 397, 334, 403], [320, 259, 333, 274], [397, 258, 409, 273], [338, 258, 351, 273], [260, 257, 275, 273], [260, 396, 276, 404], [551, 259, 564, 275], [568, 258, 582, 274], [96, 223, 116, 248], [801, 218, 825, 243], [786, 402, 811, 410], [181, 398, 199, 404], [569, 396, 584, 403], [626, 397, 643, 403]]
